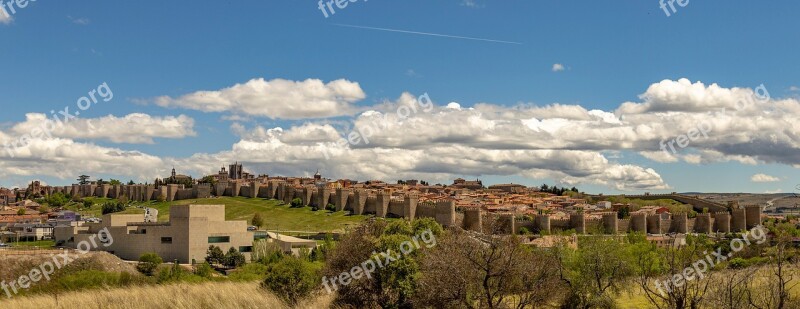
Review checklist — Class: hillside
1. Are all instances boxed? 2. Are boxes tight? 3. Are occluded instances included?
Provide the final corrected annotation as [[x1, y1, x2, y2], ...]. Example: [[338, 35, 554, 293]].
[[65, 196, 369, 233]]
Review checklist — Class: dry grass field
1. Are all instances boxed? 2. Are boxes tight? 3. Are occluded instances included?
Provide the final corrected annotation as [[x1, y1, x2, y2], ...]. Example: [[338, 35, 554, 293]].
[[0, 281, 335, 309]]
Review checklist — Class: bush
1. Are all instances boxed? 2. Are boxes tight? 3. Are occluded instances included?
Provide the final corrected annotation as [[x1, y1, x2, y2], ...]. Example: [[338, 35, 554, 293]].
[[262, 257, 322, 305], [206, 245, 224, 266], [223, 247, 246, 268], [229, 263, 269, 281], [290, 198, 304, 208], [326, 203, 336, 212], [194, 262, 214, 278], [101, 201, 126, 215], [137, 253, 163, 276], [157, 261, 196, 283]]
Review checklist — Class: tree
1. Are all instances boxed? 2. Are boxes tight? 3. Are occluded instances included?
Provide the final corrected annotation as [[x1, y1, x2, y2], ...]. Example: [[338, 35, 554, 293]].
[[262, 256, 322, 305], [127, 180, 135, 185], [223, 247, 246, 268], [618, 206, 630, 219], [77, 175, 90, 185], [137, 253, 163, 276], [558, 235, 635, 308], [83, 199, 94, 209], [101, 201, 126, 215], [251, 213, 264, 229], [415, 229, 563, 308], [636, 235, 715, 309], [109, 179, 122, 185], [290, 198, 303, 208], [17, 208, 25, 215], [206, 245, 225, 266], [45, 192, 69, 207]]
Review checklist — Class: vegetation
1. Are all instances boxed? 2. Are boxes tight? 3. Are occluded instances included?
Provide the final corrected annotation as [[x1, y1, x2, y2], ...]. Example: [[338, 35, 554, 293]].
[[252, 212, 264, 229], [139, 196, 368, 232], [101, 201, 127, 215], [136, 253, 163, 276]]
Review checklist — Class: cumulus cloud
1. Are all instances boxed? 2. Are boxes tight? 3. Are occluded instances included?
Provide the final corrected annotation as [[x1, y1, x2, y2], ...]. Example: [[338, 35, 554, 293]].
[[3, 113, 196, 144], [0, 137, 165, 181], [751, 173, 780, 183], [552, 63, 565, 72], [7, 78, 800, 192], [152, 78, 366, 119]]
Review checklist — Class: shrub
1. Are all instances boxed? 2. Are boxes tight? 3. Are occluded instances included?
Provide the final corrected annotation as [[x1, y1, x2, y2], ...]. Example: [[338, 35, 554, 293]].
[[229, 263, 268, 281], [137, 253, 163, 276], [290, 198, 304, 208], [101, 201, 126, 215], [326, 203, 336, 212], [262, 257, 322, 305], [194, 262, 214, 278], [224, 247, 246, 268], [157, 261, 193, 283], [206, 245, 225, 266]]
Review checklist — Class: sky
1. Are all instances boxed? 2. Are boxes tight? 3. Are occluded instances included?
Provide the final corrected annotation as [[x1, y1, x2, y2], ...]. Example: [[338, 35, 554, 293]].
[[0, 0, 798, 194]]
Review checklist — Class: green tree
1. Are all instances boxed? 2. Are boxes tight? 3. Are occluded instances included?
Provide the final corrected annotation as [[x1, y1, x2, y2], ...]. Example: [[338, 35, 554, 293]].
[[109, 179, 122, 185], [137, 253, 163, 276], [290, 198, 303, 208], [17, 208, 25, 215], [557, 235, 634, 308], [251, 213, 264, 229], [262, 257, 322, 306], [206, 245, 225, 266], [223, 247, 246, 268], [45, 192, 69, 207]]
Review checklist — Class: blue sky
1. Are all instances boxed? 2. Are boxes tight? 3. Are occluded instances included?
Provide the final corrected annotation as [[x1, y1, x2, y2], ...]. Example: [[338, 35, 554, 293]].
[[0, 0, 798, 194]]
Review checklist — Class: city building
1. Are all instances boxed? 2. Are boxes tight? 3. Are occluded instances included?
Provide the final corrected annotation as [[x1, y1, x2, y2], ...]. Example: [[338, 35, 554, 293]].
[[55, 204, 255, 263]]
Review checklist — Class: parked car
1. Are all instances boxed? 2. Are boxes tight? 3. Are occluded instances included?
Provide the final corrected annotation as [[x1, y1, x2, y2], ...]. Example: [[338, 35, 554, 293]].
[[0, 243, 9, 248], [247, 226, 258, 231]]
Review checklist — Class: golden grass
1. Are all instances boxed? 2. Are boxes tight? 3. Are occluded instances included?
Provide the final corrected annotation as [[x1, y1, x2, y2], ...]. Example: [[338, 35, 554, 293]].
[[0, 281, 335, 309]]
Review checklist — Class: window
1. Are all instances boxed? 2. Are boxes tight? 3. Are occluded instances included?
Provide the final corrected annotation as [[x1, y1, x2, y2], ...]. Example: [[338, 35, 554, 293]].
[[239, 246, 253, 253], [208, 236, 230, 243], [161, 237, 173, 244]]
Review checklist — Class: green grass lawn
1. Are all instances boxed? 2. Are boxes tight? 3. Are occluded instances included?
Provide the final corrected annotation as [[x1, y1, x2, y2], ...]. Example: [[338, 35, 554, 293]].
[[137, 197, 369, 233], [8, 239, 55, 248]]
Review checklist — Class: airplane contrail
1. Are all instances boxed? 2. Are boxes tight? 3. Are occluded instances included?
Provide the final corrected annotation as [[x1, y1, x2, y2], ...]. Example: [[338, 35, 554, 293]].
[[331, 23, 523, 45]]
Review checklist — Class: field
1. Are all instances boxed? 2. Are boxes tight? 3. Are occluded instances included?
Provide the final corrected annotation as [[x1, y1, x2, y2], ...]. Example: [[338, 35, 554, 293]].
[[0, 281, 334, 309], [64, 196, 370, 233]]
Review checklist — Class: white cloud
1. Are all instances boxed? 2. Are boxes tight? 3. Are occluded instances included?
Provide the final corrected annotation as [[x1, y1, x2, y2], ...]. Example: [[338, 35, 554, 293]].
[[152, 78, 366, 119], [460, 0, 484, 8], [3, 113, 196, 144], [68, 16, 90, 25], [751, 173, 780, 183], [7, 78, 800, 192], [0, 7, 12, 25], [790, 86, 800, 92], [552, 63, 565, 72]]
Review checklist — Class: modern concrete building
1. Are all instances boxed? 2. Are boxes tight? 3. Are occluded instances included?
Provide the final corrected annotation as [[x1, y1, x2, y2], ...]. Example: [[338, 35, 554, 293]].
[[55, 204, 254, 263]]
